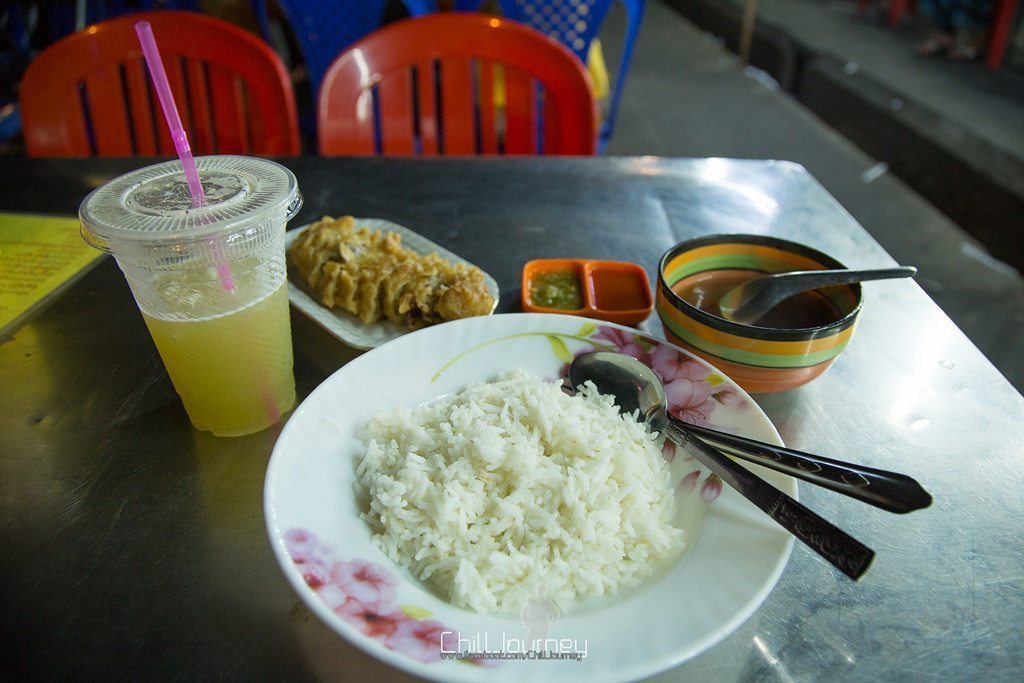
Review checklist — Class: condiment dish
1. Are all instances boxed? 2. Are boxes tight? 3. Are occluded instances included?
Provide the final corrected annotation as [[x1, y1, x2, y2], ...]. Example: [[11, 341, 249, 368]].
[[522, 258, 653, 326]]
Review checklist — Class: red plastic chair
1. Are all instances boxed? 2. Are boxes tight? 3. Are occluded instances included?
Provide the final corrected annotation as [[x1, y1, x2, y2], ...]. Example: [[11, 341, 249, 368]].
[[20, 11, 300, 157], [986, 0, 1020, 70], [317, 13, 597, 156]]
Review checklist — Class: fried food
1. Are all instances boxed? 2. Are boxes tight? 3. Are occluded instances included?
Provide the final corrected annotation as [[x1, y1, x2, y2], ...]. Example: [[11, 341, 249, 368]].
[[289, 216, 495, 329]]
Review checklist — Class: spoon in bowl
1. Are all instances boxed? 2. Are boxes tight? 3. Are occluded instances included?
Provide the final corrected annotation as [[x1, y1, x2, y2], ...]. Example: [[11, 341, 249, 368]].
[[569, 351, 875, 580], [718, 266, 917, 325]]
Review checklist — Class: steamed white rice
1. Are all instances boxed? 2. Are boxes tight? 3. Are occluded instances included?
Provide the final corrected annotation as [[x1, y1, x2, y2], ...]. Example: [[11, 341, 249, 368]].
[[354, 369, 684, 614]]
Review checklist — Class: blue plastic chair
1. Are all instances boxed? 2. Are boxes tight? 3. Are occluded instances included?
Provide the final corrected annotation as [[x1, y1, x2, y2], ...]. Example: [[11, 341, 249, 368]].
[[1, 3, 30, 143], [57, 1, 202, 35], [84, 1, 202, 22], [251, 0, 433, 102], [449, 0, 645, 152]]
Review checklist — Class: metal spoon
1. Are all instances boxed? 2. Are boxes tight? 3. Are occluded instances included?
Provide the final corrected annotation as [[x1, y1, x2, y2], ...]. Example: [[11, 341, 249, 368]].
[[718, 266, 917, 325], [671, 422, 931, 514], [561, 362, 931, 513], [569, 351, 875, 580]]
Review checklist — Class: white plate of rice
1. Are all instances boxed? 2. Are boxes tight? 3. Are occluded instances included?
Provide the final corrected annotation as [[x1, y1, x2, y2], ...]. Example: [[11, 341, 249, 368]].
[[265, 313, 795, 682]]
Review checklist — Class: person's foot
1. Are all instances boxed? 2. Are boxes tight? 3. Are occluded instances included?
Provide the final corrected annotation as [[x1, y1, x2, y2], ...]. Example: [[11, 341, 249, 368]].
[[915, 32, 953, 57]]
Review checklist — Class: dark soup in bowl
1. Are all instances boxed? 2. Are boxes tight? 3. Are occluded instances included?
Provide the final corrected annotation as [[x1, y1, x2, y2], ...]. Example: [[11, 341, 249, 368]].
[[671, 269, 844, 329]]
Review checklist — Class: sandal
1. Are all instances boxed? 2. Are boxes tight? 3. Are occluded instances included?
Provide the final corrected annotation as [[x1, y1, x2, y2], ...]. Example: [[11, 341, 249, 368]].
[[948, 45, 979, 60], [916, 34, 952, 57], [948, 31, 985, 61]]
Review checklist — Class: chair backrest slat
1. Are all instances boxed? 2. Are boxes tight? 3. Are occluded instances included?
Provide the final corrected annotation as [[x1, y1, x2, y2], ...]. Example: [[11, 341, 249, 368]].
[[438, 57, 477, 155], [184, 58, 215, 154], [477, 61, 499, 155], [149, 79, 175, 155], [502, 66, 537, 155], [164, 55, 192, 142], [84, 65, 134, 155], [542, 86, 560, 158], [378, 67, 417, 155], [416, 60, 440, 155], [349, 88, 379, 155], [51, 84, 93, 156], [124, 58, 159, 155], [206, 65, 249, 154]]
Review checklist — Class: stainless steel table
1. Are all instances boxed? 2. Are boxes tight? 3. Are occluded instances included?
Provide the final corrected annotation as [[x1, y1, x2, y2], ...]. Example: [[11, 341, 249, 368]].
[[2, 156, 1022, 681]]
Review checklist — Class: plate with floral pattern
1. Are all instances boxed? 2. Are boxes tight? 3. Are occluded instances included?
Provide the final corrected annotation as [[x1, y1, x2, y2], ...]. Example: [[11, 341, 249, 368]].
[[265, 313, 795, 682]]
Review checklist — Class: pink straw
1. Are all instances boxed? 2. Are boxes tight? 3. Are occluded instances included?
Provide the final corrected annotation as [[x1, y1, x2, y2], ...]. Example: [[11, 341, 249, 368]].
[[135, 21, 235, 292], [135, 21, 205, 207]]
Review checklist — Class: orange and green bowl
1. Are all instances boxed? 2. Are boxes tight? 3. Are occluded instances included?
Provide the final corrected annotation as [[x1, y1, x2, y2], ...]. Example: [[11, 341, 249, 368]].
[[657, 235, 862, 393]]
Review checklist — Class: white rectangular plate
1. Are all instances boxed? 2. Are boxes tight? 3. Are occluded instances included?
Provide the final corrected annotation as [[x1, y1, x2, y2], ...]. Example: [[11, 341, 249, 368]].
[[284, 218, 500, 349]]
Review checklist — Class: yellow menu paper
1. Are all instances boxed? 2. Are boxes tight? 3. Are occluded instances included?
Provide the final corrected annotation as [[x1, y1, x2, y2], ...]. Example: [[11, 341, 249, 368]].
[[0, 212, 103, 336]]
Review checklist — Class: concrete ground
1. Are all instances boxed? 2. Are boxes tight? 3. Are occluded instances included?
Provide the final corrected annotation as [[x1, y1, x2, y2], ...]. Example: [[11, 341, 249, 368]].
[[599, 0, 1024, 393]]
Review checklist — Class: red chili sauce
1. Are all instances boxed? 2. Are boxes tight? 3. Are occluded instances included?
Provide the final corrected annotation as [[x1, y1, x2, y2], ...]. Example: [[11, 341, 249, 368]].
[[592, 269, 649, 311]]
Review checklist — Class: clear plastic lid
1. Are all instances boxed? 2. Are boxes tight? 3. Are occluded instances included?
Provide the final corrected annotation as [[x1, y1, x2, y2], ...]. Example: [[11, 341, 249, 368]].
[[79, 156, 302, 252]]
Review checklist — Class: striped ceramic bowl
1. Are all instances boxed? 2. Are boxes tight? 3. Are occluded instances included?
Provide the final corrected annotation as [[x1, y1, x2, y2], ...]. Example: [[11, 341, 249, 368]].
[[657, 235, 862, 393]]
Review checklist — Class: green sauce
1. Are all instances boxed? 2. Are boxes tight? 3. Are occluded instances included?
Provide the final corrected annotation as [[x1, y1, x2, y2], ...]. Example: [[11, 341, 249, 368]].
[[530, 270, 583, 310]]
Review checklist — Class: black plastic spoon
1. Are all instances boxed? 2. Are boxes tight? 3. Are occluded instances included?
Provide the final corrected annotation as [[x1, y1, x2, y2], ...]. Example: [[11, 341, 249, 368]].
[[718, 266, 917, 324]]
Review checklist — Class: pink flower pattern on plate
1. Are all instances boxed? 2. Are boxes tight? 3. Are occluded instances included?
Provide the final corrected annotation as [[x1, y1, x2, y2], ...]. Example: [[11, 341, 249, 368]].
[[677, 470, 701, 495], [332, 559, 397, 606], [283, 528, 487, 666], [335, 597, 407, 639], [387, 618, 451, 664], [592, 326, 651, 361], [566, 325, 753, 505], [285, 528, 333, 590], [700, 474, 724, 503]]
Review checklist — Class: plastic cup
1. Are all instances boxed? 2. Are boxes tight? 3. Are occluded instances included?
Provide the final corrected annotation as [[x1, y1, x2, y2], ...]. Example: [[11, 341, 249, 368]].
[[79, 156, 303, 437]]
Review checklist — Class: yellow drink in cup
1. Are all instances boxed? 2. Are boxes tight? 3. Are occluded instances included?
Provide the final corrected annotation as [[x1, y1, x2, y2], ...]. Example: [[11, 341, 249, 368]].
[[142, 281, 295, 436], [80, 156, 302, 437]]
